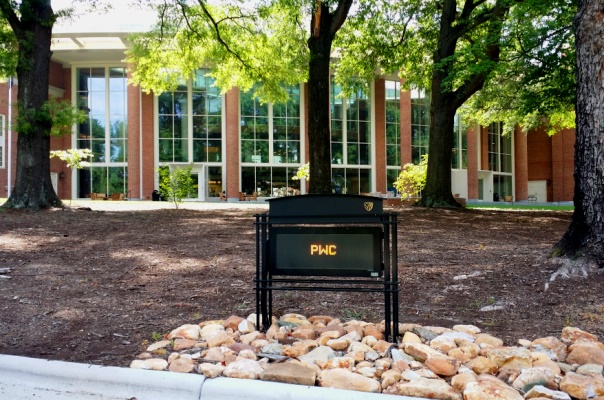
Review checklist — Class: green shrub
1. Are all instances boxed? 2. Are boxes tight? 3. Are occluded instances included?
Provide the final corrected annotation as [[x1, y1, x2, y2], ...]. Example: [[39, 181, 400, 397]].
[[393, 155, 428, 199], [157, 165, 194, 209]]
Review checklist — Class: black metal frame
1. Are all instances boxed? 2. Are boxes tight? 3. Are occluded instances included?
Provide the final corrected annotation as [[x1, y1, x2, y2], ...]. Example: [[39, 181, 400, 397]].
[[254, 195, 399, 341]]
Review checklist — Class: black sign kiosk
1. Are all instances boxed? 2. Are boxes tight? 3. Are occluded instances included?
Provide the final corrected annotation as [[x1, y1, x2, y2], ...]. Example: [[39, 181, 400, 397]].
[[254, 194, 400, 341]]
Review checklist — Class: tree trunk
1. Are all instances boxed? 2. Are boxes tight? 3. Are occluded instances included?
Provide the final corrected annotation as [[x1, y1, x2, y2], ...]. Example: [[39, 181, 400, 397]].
[[306, 0, 352, 194], [554, 0, 604, 266], [307, 32, 333, 194], [418, 90, 459, 207], [1, 0, 61, 209]]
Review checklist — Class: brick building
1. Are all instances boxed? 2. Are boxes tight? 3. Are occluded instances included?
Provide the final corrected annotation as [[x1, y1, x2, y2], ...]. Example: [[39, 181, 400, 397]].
[[0, 28, 575, 203]]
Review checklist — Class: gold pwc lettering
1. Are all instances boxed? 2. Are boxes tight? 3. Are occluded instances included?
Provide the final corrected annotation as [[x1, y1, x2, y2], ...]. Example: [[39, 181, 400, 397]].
[[310, 244, 337, 256]]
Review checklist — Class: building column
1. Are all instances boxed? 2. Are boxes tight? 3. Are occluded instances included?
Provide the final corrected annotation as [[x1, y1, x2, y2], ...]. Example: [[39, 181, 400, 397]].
[[514, 126, 528, 201], [466, 126, 479, 200], [225, 87, 240, 200], [127, 69, 141, 200], [374, 78, 386, 193], [400, 80, 411, 165]]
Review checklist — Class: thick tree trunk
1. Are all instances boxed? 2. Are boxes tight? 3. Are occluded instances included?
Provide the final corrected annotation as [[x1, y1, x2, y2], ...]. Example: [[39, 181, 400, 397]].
[[554, 0, 604, 266], [307, 34, 333, 194], [1, 0, 61, 209], [306, 0, 352, 194], [418, 90, 459, 207]]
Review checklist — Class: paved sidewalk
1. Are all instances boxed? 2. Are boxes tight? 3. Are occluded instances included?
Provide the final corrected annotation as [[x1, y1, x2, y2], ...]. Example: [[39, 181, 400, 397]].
[[0, 354, 425, 400]]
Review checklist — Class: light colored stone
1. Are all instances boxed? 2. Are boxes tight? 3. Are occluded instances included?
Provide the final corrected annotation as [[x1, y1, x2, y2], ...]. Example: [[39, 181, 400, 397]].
[[431, 335, 457, 353], [146, 340, 170, 352], [391, 348, 416, 363], [475, 333, 504, 348], [356, 366, 377, 378], [168, 324, 202, 340], [316, 325, 345, 338], [466, 356, 498, 375], [531, 336, 568, 362], [129, 358, 168, 370], [449, 343, 481, 363], [518, 339, 532, 348], [453, 325, 481, 335], [197, 362, 225, 378], [168, 357, 195, 373], [532, 352, 562, 375], [206, 331, 234, 348], [559, 372, 604, 399], [487, 346, 532, 368], [203, 347, 225, 362], [319, 356, 355, 370], [425, 354, 461, 376], [372, 339, 392, 356], [308, 315, 333, 325], [199, 324, 225, 341], [326, 338, 349, 351], [561, 327, 601, 345], [172, 338, 197, 351], [511, 367, 556, 392], [401, 369, 422, 381], [363, 325, 384, 340], [576, 363, 604, 377], [464, 374, 524, 400], [297, 345, 336, 365], [224, 315, 245, 331], [318, 368, 381, 393], [168, 352, 180, 363], [402, 331, 422, 344], [362, 335, 378, 348], [279, 313, 311, 327], [223, 359, 264, 379], [451, 371, 478, 392], [384, 377, 462, 400], [524, 385, 572, 400], [265, 323, 279, 340], [566, 343, 604, 366], [381, 369, 401, 389], [375, 357, 392, 371], [237, 319, 256, 334], [238, 349, 257, 360], [260, 343, 283, 355], [259, 362, 316, 386], [403, 342, 442, 362]]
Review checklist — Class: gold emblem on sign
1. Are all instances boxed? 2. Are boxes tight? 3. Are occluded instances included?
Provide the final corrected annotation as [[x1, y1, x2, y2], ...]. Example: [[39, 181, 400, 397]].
[[364, 202, 374, 212]]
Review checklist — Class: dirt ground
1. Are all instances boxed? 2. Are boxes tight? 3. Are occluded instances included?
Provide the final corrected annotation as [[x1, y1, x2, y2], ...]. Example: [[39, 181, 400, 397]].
[[0, 202, 602, 368]]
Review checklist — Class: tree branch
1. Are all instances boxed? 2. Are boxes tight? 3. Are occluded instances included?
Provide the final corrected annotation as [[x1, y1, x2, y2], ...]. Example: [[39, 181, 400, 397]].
[[193, 0, 254, 70], [0, 0, 22, 39], [329, 0, 353, 38]]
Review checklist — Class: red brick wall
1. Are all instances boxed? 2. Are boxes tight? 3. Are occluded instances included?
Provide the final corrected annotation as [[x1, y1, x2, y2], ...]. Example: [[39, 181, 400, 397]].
[[0, 81, 17, 197], [551, 128, 575, 202], [49, 61, 65, 89], [225, 87, 240, 199], [140, 91, 155, 200], [514, 127, 528, 201], [374, 78, 386, 192], [527, 127, 553, 201], [400, 82, 411, 165]]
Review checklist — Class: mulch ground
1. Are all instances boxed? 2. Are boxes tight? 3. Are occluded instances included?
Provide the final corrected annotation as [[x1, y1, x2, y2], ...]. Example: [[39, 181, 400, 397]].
[[0, 203, 602, 367]]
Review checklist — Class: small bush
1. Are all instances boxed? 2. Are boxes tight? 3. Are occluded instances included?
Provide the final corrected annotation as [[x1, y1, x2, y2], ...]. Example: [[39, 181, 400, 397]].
[[157, 165, 194, 209], [393, 155, 428, 199]]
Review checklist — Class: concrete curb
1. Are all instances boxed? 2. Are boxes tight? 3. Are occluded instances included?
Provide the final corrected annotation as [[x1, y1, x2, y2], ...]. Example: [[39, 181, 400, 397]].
[[0, 354, 427, 399]]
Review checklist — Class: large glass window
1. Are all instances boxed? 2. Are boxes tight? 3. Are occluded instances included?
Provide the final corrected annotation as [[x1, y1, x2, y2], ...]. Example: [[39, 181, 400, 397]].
[[158, 69, 223, 164], [241, 166, 300, 197], [385, 81, 400, 189], [452, 114, 467, 169], [488, 122, 512, 173], [77, 67, 128, 197], [411, 88, 429, 164], [330, 79, 371, 194], [240, 85, 302, 196], [489, 122, 513, 199]]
